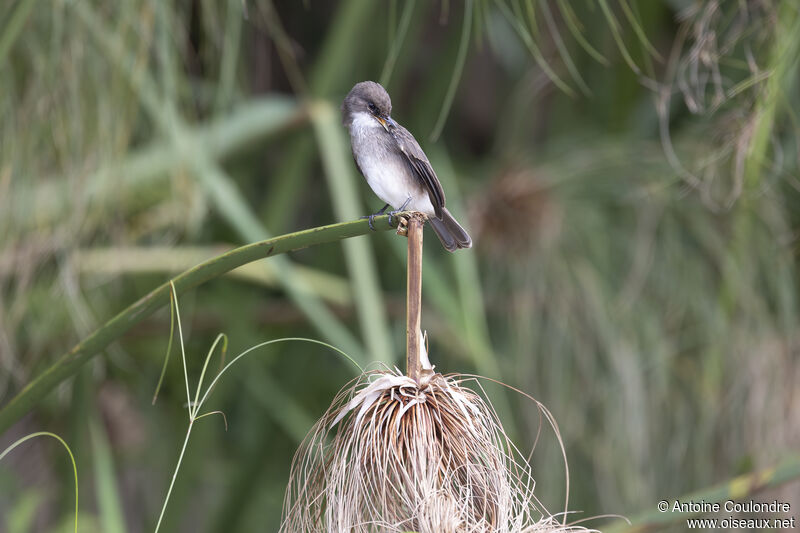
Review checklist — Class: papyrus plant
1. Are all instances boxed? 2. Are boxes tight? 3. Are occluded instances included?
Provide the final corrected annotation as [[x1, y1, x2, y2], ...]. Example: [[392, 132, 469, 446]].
[[281, 368, 583, 533]]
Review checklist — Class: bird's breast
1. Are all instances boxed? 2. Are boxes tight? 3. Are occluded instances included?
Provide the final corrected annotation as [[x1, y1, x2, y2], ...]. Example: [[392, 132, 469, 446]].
[[349, 114, 434, 215]]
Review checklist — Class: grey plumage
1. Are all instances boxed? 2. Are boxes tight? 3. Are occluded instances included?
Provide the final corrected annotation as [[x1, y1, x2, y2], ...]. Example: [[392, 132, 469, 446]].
[[342, 81, 472, 252], [428, 208, 472, 251], [389, 125, 445, 219]]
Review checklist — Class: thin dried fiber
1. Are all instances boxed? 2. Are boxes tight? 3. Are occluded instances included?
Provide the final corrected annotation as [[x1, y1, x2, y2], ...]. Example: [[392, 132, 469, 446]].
[[281, 369, 586, 533]]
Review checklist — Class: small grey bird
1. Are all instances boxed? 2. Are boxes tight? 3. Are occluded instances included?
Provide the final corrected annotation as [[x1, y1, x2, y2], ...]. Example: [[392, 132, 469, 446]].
[[342, 81, 472, 252]]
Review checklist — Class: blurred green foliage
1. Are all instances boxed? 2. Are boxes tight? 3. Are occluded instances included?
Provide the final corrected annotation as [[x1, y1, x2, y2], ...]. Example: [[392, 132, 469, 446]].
[[1, 0, 799, 531]]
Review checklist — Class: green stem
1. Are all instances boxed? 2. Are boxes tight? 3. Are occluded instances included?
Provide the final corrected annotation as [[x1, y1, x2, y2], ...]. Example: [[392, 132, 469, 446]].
[[154, 421, 194, 533], [0, 217, 396, 436], [0, 432, 78, 533]]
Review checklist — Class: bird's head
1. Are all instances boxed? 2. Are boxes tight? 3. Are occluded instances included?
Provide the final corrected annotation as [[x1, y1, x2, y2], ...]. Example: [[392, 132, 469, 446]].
[[342, 81, 396, 132]]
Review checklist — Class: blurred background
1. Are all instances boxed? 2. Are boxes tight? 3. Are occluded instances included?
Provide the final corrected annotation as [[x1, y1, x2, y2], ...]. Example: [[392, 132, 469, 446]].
[[1, 0, 799, 531]]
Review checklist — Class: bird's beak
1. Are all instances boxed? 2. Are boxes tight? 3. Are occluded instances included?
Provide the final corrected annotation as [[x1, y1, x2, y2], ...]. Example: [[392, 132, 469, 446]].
[[376, 114, 397, 132]]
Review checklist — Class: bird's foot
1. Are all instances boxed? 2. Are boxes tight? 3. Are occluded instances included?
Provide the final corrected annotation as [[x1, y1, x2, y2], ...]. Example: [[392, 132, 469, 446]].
[[388, 198, 412, 226], [360, 204, 390, 230], [359, 214, 378, 230]]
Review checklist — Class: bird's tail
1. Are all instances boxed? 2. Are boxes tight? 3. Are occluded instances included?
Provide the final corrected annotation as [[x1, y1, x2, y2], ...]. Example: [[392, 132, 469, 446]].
[[429, 207, 472, 252]]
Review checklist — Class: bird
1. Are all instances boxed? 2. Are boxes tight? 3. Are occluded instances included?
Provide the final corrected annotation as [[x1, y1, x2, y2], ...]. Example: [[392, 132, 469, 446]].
[[341, 81, 472, 252]]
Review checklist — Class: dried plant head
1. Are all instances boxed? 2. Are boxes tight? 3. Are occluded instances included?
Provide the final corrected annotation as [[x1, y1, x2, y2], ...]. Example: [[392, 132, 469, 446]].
[[281, 368, 589, 533]]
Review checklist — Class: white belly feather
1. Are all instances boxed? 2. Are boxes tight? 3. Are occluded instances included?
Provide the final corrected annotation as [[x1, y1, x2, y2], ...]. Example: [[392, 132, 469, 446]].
[[349, 112, 435, 216]]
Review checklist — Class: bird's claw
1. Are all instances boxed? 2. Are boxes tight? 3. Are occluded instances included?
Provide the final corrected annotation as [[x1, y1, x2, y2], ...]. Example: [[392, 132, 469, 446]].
[[360, 214, 378, 231], [361, 203, 390, 230]]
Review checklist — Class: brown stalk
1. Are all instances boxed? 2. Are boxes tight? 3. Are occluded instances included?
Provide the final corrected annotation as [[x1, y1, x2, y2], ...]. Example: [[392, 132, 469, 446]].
[[405, 213, 425, 384]]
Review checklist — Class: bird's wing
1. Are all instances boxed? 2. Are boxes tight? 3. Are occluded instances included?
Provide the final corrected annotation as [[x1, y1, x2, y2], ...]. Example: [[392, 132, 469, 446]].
[[390, 125, 445, 219]]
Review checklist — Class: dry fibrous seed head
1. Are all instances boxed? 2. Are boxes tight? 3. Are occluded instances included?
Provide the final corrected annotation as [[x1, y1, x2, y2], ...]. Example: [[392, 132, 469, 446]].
[[281, 369, 587, 533]]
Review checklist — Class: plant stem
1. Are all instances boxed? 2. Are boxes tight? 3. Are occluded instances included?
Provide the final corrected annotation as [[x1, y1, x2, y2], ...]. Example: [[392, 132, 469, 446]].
[[405, 214, 424, 383], [154, 421, 194, 533], [0, 217, 396, 436], [0, 432, 79, 533]]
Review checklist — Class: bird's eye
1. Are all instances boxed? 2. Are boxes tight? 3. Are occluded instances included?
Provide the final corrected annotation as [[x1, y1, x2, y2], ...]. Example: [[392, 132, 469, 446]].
[[368, 102, 378, 114]]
